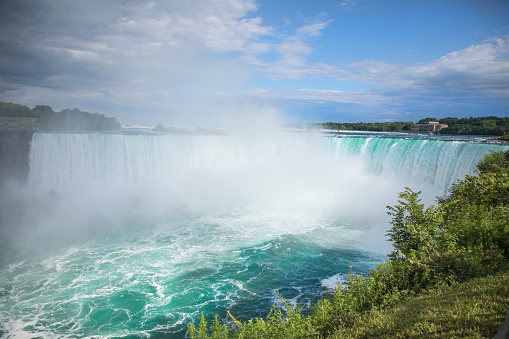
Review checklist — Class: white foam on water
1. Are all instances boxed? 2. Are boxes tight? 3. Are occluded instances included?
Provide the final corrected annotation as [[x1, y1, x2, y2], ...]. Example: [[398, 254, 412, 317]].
[[321, 273, 347, 290]]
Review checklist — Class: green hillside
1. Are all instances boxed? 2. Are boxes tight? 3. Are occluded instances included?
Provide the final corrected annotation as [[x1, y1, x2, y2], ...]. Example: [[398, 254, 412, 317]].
[[0, 101, 121, 131]]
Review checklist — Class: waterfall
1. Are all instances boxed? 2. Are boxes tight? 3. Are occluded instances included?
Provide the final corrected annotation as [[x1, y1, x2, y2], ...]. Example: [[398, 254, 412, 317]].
[[29, 132, 315, 187], [29, 132, 507, 190], [327, 136, 506, 189]]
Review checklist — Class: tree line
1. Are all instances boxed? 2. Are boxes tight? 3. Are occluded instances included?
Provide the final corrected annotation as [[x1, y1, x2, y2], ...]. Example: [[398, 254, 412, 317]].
[[314, 121, 413, 132], [312, 116, 509, 136], [437, 116, 509, 136], [0, 101, 121, 131]]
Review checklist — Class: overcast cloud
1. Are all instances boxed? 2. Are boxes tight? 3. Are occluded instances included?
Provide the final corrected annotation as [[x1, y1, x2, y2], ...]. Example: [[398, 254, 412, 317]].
[[0, 0, 508, 124]]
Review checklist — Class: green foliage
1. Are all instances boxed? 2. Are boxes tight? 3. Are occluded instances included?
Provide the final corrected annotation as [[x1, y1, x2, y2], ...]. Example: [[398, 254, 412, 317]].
[[475, 149, 509, 175], [187, 296, 318, 339], [0, 102, 35, 118], [32, 105, 55, 118], [44, 108, 121, 131], [439, 116, 509, 135], [0, 101, 121, 131], [438, 150, 509, 256], [417, 118, 438, 124], [386, 188, 445, 260], [329, 268, 509, 338], [318, 121, 413, 132], [309, 116, 509, 135]]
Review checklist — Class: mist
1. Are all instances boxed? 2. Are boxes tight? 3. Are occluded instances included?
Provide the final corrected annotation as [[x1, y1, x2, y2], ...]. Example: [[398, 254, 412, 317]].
[[3, 132, 405, 252], [2, 130, 481, 255]]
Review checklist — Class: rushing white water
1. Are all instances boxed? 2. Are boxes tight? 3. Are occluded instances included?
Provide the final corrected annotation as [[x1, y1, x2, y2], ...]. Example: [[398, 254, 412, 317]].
[[0, 130, 506, 338], [28, 132, 501, 190]]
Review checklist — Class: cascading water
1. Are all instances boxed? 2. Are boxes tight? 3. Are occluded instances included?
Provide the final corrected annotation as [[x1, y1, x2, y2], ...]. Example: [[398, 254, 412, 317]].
[[0, 130, 507, 338], [327, 136, 503, 190]]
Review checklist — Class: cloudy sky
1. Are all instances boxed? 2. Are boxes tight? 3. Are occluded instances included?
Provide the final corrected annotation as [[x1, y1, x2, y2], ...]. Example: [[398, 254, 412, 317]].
[[0, 0, 508, 126]]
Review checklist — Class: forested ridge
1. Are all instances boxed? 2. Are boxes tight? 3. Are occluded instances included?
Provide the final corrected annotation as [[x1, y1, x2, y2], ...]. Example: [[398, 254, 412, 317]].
[[0, 101, 121, 131]]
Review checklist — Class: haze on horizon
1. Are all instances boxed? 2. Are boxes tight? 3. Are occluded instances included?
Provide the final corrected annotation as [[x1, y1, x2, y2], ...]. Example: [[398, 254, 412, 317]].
[[0, 0, 508, 126]]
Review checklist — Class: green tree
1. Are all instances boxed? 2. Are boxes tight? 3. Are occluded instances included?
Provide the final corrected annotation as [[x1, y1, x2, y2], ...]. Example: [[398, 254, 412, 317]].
[[386, 188, 445, 261], [32, 105, 55, 119], [417, 118, 438, 124], [0, 102, 34, 117]]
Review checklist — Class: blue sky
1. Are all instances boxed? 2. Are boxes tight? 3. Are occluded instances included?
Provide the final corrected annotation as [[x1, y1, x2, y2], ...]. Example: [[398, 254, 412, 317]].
[[0, 0, 508, 126]]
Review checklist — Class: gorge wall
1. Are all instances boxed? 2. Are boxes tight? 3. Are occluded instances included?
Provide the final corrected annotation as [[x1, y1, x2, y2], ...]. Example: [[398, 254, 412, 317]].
[[0, 130, 35, 185]]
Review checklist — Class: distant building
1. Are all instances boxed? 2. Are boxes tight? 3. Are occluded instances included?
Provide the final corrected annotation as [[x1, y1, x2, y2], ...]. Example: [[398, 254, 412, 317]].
[[410, 121, 448, 134]]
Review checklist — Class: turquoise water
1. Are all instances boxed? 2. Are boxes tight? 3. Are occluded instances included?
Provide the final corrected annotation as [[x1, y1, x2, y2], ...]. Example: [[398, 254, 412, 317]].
[[0, 131, 507, 338]]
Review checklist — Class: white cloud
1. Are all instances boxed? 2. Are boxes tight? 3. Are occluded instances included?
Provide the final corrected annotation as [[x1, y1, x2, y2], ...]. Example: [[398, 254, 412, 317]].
[[248, 36, 509, 115], [257, 88, 388, 105], [338, 0, 359, 11], [0, 0, 278, 123], [296, 21, 331, 37], [0, 0, 273, 81], [103, 0, 272, 55], [245, 20, 340, 80], [343, 36, 509, 98]]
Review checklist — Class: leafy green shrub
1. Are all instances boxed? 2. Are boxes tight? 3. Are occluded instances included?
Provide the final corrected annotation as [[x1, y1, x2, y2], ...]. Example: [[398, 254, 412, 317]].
[[383, 186, 505, 289], [474, 149, 509, 175], [386, 188, 448, 260], [440, 150, 509, 255], [187, 296, 318, 339]]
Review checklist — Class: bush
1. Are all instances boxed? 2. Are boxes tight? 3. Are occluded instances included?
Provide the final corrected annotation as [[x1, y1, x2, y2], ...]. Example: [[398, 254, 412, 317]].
[[439, 150, 509, 255], [187, 297, 318, 338]]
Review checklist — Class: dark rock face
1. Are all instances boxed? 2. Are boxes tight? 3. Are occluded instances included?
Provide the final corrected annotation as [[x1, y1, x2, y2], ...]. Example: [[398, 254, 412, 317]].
[[495, 310, 509, 339], [0, 130, 35, 185]]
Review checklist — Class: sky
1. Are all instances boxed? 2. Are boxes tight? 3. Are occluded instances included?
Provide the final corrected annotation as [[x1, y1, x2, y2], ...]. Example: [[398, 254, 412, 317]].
[[0, 0, 508, 126]]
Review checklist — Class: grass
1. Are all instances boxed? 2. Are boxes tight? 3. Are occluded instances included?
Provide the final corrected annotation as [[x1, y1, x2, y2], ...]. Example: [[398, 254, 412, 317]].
[[330, 268, 509, 338]]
